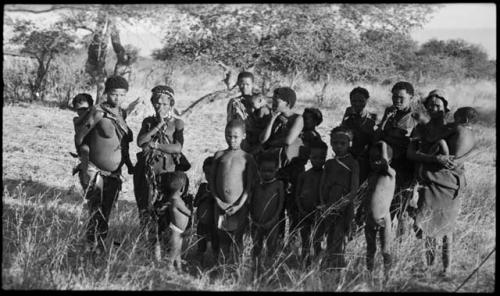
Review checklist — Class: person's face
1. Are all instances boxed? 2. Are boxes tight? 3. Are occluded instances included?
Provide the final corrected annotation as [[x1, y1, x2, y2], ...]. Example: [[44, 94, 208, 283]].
[[238, 77, 253, 96], [426, 97, 446, 120], [369, 148, 384, 171], [272, 96, 289, 113], [310, 148, 327, 169], [153, 95, 172, 118], [203, 165, 212, 180], [74, 101, 89, 117], [303, 112, 316, 131], [259, 160, 278, 181], [225, 126, 245, 150], [391, 89, 411, 111], [106, 88, 127, 107], [350, 93, 368, 114], [330, 134, 351, 156]]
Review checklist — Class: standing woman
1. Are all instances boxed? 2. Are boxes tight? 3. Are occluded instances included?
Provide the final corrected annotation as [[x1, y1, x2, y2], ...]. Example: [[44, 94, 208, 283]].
[[260, 87, 306, 235], [407, 90, 474, 275], [134, 85, 185, 246]]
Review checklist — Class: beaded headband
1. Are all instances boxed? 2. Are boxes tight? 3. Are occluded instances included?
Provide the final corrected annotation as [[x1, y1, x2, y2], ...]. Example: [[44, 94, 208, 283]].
[[152, 89, 174, 98]]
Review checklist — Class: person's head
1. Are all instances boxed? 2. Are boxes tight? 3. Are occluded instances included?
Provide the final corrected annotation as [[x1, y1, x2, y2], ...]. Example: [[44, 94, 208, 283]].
[[391, 81, 414, 111], [369, 141, 393, 172], [349, 87, 370, 114], [330, 126, 353, 157], [237, 72, 254, 96], [151, 85, 175, 118], [249, 93, 267, 110], [161, 171, 187, 196], [104, 76, 129, 107], [309, 139, 328, 169], [454, 106, 478, 125], [257, 152, 279, 181], [272, 87, 297, 112], [72, 93, 94, 117], [303, 108, 323, 131], [202, 156, 214, 180], [225, 119, 246, 150], [424, 89, 450, 120]]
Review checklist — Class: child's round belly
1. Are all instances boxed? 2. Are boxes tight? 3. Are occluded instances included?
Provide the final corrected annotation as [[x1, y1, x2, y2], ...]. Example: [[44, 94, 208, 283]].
[[251, 197, 279, 224], [216, 174, 244, 204], [171, 210, 189, 231], [369, 187, 395, 220], [89, 136, 122, 172]]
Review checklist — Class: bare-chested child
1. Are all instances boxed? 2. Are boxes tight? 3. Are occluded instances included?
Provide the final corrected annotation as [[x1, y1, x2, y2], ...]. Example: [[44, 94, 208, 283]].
[[71, 93, 93, 187], [319, 126, 359, 268], [158, 171, 192, 271], [301, 108, 323, 146], [210, 119, 257, 263], [244, 94, 271, 154], [295, 139, 327, 263], [357, 141, 396, 274], [250, 152, 285, 272], [193, 156, 216, 265]]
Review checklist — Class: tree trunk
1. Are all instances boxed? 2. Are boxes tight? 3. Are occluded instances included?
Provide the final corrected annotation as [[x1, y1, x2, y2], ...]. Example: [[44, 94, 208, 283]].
[[86, 10, 110, 104], [110, 18, 132, 80]]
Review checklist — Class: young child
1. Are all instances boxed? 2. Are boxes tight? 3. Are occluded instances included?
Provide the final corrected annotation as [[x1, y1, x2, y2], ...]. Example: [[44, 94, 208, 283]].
[[244, 93, 271, 155], [319, 126, 359, 268], [250, 152, 285, 272], [301, 107, 323, 147], [295, 139, 328, 263], [357, 141, 396, 274], [210, 119, 257, 263], [160, 171, 192, 270], [341, 87, 377, 184], [193, 156, 216, 265], [71, 93, 94, 187]]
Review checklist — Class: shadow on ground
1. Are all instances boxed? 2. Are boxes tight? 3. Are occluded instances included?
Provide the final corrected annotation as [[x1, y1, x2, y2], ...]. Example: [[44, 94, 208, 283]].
[[3, 178, 85, 205]]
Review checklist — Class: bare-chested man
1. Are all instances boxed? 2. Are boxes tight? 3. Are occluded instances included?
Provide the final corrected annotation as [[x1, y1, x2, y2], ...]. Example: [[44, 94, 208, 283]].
[[74, 76, 134, 254], [210, 119, 257, 263]]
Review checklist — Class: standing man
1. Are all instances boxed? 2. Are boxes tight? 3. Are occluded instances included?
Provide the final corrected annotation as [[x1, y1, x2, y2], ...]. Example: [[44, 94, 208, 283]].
[[75, 76, 134, 254]]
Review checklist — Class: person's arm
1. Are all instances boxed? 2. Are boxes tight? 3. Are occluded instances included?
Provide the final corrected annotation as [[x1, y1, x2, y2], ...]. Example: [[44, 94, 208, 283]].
[[374, 107, 396, 140], [318, 162, 330, 207], [226, 154, 257, 215], [295, 172, 306, 214], [261, 181, 286, 229], [137, 118, 163, 147], [267, 115, 304, 147], [172, 119, 185, 146], [175, 198, 192, 217], [209, 151, 229, 210], [74, 107, 103, 147], [260, 111, 281, 144]]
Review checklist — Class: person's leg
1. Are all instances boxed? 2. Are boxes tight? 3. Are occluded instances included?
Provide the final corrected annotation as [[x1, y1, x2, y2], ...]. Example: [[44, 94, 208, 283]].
[[98, 176, 121, 249], [168, 230, 183, 270], [380, 215, 392, 273], [425, 236, 437, 266], [442, 233, 452, 274], [327, 217, 347, 267], [365, 221, 377, 272]]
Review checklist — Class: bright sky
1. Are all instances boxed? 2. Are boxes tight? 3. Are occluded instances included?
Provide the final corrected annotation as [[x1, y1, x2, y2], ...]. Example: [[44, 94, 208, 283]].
[[410, 3, 496, 58]]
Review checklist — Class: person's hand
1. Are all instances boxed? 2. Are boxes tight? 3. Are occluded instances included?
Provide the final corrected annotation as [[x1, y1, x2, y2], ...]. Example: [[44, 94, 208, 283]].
[[385, 107, 397, 120], [271, 110, 281, 119], [225, 205, 236, 215], [156, 116, 166, 129], [435, 155, 456, 169]]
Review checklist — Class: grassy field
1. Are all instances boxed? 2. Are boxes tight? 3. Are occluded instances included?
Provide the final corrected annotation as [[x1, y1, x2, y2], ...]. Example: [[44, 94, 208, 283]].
[[2, 78, 496, 291]]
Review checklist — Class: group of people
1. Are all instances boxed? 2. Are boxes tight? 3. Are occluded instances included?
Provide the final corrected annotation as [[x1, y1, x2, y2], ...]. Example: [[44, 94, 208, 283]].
[[71, 72, 477, 276]]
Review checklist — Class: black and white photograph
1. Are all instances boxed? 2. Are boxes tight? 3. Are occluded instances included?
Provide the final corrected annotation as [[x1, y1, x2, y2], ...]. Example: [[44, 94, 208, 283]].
[[2, 3, 496, 291]]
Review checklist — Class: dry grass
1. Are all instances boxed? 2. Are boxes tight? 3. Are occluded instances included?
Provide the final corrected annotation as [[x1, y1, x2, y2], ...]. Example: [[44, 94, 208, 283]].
[[2, 76, 496, 291]]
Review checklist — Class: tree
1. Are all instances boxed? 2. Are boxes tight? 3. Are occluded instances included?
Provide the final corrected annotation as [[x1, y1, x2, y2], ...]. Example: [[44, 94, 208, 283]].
[[9, 20, 75, 101], [154, 4, 438, 86]]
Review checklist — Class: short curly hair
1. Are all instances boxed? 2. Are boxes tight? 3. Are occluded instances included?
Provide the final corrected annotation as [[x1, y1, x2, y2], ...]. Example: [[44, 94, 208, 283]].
[[349, 87, 370, 100], [303, 107, 323, 126], [330, 125, 354, 141], [391, 81, 414, 96], [72, 93, 93, 109], [273, 87, 297, 108], [454, 106, 478, 124]]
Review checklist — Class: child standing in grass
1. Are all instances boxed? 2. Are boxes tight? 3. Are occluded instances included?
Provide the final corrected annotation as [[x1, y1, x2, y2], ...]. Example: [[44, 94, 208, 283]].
[[210, 119, 257, 263], [341, 87, 377, 184], [295, 139, 328, 263], [319, 126, 359, 268], [193, 156, 216, 266], [250, 152, 285, 272]]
